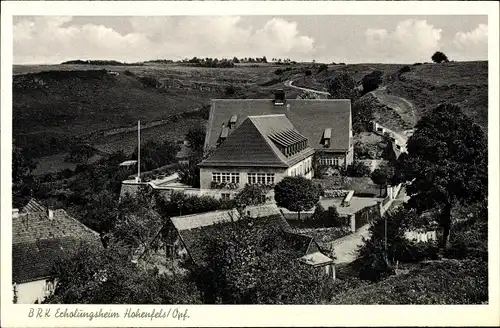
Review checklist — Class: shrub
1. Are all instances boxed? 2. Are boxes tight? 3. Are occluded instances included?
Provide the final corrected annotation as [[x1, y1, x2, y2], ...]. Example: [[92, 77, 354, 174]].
[[412, 62, 422, 66], [124, 70, 135, 76], [398, 66, 411, 74], [362, 70, 384, 94], [274, 68, 283, 75], [323, 189, 350, 198], [138, 76, 161, 88], [346, 161, 371, 177], [305, 70, 312, 77], [317, 64, 328, 74]]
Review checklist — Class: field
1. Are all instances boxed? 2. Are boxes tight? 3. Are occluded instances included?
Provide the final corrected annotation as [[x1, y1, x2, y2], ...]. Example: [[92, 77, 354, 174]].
[[13, 60, 488, 175]]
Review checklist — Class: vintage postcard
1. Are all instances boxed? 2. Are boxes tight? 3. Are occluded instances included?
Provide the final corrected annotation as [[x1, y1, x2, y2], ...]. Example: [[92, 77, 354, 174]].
[[1, 0, 499, 327]]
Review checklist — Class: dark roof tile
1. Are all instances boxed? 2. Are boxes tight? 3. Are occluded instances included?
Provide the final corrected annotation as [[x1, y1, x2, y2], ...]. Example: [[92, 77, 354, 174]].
[[205, 99, 352, 152]]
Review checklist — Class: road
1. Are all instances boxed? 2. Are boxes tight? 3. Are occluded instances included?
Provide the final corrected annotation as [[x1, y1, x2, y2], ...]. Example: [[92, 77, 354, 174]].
[[284, 80, 331, 96]]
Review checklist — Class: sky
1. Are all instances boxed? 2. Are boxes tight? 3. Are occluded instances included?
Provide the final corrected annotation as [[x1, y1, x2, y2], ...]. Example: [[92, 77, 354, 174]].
[[13, 15, 488, 65]]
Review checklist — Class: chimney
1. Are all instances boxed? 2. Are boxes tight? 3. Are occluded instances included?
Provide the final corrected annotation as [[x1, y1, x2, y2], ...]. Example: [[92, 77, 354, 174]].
[[286, 103, 291, 117], [12, 209, 19, 219], [48, 209, 54, 220], [274, 89, 286, 105]]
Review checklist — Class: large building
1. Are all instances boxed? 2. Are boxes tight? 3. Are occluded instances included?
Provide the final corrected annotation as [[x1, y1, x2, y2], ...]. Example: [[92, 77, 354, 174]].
[[199, 91, 353, 196]]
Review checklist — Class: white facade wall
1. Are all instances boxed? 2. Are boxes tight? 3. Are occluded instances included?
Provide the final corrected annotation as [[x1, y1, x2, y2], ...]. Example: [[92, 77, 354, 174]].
[[286, 155, 314, 179], [14, 279, 56, 304]]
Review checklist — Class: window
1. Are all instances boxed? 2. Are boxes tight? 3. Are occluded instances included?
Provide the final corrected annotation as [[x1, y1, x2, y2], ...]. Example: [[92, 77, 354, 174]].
[[212, 172, 240, 183], [248, 173, 275, 185], [221, 193, 231, 200]]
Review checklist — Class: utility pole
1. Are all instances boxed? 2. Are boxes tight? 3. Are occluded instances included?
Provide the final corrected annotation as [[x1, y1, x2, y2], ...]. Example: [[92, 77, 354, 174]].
[[384, 215, 389, 265], [137, 120, 141, 182]]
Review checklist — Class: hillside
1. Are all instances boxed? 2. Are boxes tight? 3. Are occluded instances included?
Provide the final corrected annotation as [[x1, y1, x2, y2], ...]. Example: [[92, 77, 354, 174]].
[[291, 61, 488, 132], [13, 61, 487, 175], [13, 63, 301, 174]]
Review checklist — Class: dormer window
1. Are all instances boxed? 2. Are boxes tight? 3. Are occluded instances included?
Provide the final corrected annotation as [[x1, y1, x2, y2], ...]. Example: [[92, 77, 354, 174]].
[[229, 115, 238, 129], [269, 128, 308, 157], [217, 124, 229, 146], [273, 89, 286, 106], [321, 128, 331, 148]]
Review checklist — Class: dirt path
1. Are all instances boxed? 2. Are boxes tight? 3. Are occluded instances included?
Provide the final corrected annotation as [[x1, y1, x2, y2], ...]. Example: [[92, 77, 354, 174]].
[[371, 86, 417, 127], [331, 225, 371, 264], [284, 80, 331, 96]]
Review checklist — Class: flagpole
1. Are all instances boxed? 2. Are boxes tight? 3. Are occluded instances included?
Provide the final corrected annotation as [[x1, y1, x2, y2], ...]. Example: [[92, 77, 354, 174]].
[[138, 120, 141, 182]]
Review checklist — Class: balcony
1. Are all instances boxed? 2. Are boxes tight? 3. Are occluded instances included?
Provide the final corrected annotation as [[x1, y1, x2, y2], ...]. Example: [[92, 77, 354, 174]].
[[210, 181, 240, 190]]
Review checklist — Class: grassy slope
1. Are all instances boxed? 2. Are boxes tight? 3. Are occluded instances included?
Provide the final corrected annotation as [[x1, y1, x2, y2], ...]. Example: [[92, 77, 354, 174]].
[[388, 61, 488, 131], [332, 259, 488, 304], [13, 61, 487, 174], [13, 63, 299, 174], [291, 61, 488, 132]]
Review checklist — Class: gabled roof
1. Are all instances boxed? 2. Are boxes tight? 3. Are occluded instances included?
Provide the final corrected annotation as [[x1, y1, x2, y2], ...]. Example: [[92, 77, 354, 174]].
[[12, 205, 101, 283], [171, 204, 292, 265], [200, 114, 314, 168], [205, 99, 352, 152]]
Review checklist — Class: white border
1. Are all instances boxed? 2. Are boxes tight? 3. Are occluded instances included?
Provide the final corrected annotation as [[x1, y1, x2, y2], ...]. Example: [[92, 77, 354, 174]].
[[1, 1, 499, 327]]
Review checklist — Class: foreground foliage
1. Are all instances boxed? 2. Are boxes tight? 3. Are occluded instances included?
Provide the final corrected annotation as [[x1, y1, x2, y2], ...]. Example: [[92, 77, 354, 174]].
[[192, 218, 331, 304], [332, 259, 487, 304], [44, 242, 201, 304]]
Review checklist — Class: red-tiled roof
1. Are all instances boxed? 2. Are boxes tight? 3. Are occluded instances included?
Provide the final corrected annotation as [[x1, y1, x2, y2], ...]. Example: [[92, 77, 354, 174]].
[[200, 114, 315, 168], [12, 206, 101, 283], [204, 99, 352, 152]]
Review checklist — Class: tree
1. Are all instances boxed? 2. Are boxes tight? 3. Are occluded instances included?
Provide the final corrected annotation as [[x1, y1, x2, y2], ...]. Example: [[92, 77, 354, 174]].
[[113, 187, 165, 252], [431, 51, 449, 63], [351, 97, 375, 133], [395, 103, 487, 249], [346, 160, 371, 177], [185, 124, 206, 154], [361, 70, 383, 94], [274, 177, 320, 220], [356, 207, 438, 282], [328, 72, 359, 102], [235, 184, 268, 206], [44, 241, 201, 304], [12, 145, 38, 207], [131, 139, 180, 172], [370, 162, 395, 196], [193, 218, 329, 304]]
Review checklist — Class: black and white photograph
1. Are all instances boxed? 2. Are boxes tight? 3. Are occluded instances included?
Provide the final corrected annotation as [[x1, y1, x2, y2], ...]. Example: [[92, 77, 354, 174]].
[[1, 1, 499, 326]]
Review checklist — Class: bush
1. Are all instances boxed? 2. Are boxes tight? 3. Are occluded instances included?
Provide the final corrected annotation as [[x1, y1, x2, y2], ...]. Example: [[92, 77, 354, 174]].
[[333, 259, 488, 304], [412, 62, 422, 66], [305, 70, 312, 77], [362, 70, 384, 94], [398, 66, 411, 74], [317, 64, 328, 74], [323, 189, 350, 198], [138, 76, 161, 88], [346, 161, 371, 177], [274, 68, 283, 75]]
